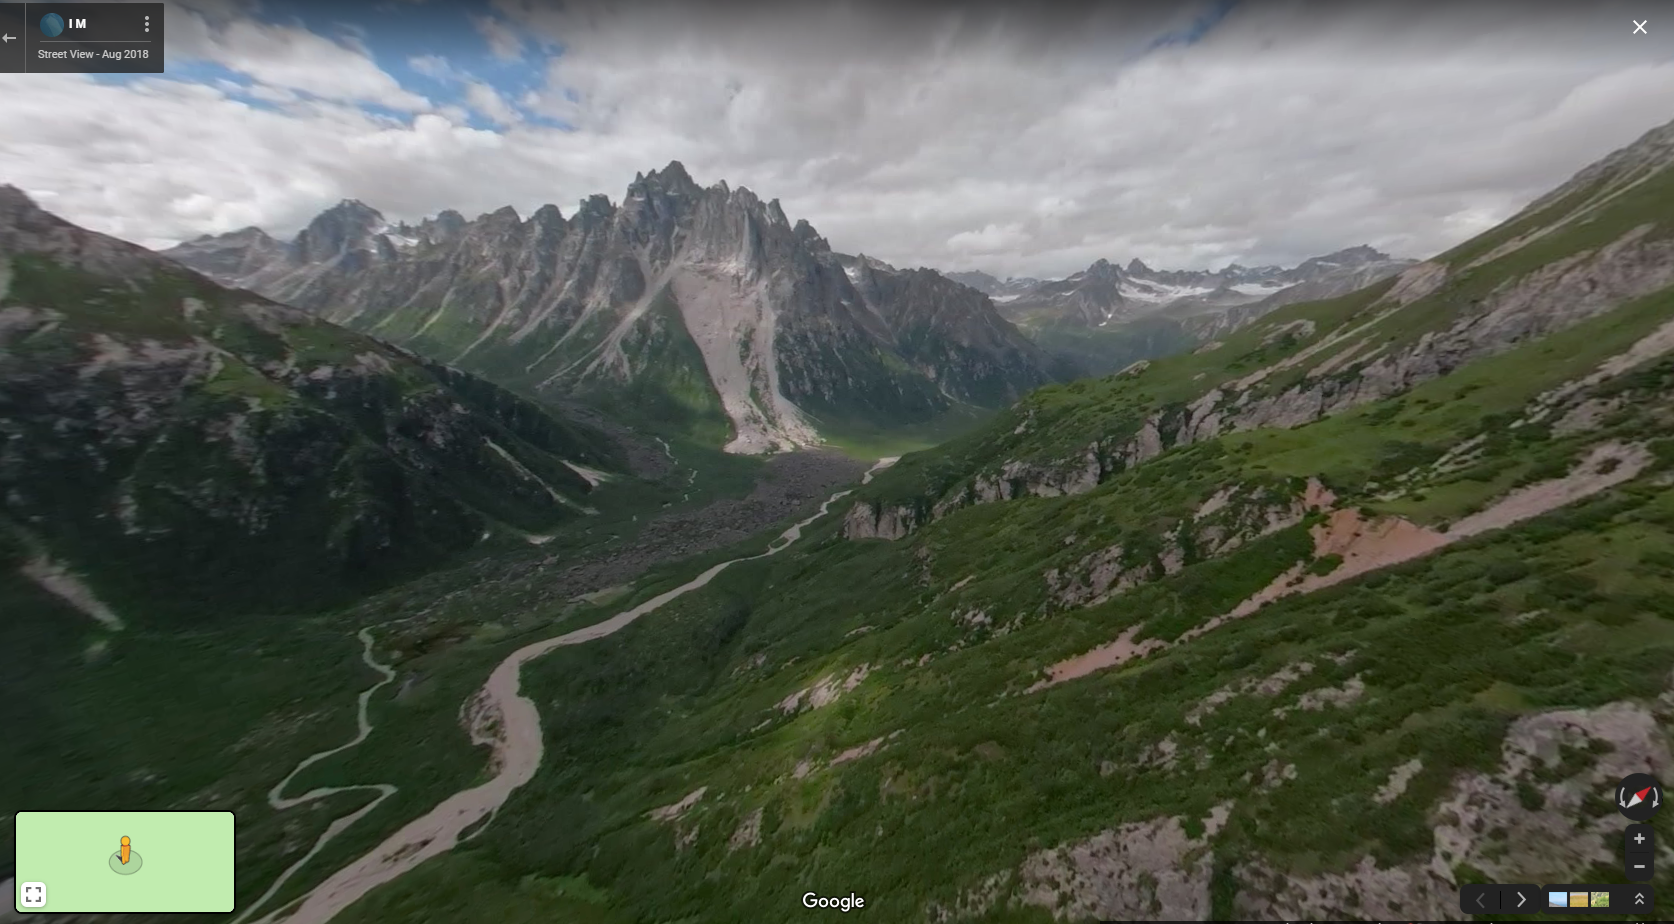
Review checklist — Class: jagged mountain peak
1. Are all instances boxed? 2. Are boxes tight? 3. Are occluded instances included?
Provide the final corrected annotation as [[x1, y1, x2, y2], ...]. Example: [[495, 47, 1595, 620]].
[[1332, 244, 1389, 261], [849, 252, 899, 273], [792, 218, 829, 252], [328, 196, 376, 212], [188, 225, 276, 245], [728, 184, 764, 211], [629, 162, 703, 206], [1126, 258, 1152, 275], [946, 270, 1001, 290], [648, 159, 696, 187], [573, 193, 617, 225], [428, 209, 469, 240], [316, 198, 384, 225], [1292, 244, 1390, 272], [166, 163, 1055, 455], [295, 198, 387, 263]]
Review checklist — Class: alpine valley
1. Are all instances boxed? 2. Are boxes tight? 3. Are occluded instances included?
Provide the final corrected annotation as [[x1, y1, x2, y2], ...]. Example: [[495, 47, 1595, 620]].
[[9, 102, 1674, 924]]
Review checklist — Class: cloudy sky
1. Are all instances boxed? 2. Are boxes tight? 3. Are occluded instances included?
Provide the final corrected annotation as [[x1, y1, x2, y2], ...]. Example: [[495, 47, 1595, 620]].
[[2, 0, 1671, 277]]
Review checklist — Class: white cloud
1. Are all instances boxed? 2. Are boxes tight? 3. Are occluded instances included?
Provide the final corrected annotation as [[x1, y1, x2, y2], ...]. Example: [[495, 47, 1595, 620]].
[[464, 81, 524, 127], [165, 0, 430, 110], [947, 223, 1029, 255], [407, 53, 452, 80], [3, 0, 1672, 278], [405, 54, 524, 127], [472, 13, 526, 61]]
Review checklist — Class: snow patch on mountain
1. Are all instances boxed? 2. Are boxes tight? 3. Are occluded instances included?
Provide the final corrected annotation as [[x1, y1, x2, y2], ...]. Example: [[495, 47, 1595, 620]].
[[1120, 280, 1215, 303], [1230, 281, 1289, 296]]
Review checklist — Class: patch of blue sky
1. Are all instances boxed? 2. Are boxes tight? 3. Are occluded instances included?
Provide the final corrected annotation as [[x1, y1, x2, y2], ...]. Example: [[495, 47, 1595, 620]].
[[1145, 0, 1239, 52], [255, 0, 559, 130], [146, 0, 572, 131]]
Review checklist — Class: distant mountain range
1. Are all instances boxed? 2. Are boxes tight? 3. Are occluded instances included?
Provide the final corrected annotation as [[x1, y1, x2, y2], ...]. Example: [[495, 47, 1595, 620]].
[[168, 164, 1056, 453], [165, 166, 1418, 449], [946, 271, 1045, 301], [957, 245, 1415, 332]]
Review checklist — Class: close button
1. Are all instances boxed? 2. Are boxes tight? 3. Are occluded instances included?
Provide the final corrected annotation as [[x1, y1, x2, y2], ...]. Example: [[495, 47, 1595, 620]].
[[1460, 883, 1500, 914]]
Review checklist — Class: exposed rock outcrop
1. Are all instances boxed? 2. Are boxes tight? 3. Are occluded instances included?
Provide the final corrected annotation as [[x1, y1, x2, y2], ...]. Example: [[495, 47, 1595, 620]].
[[776, 664, 871, 714], [842, 500, 920, 540], [1045, 478, 1330, 609], [1236, 698, 1674, 921]]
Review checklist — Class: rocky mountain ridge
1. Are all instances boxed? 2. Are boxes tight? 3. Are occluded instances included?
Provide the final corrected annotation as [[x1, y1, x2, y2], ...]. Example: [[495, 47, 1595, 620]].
[[167, 164, 1055, 453], [0, 185, 628, 620], [846, 117, 1674, 539]]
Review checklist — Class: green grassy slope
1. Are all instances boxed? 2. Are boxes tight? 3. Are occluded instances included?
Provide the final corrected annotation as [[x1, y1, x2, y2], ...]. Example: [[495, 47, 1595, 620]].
[[327, 370, 1674, 922], [854, 146, 1674, 519], [15, 129, 1674, 924], [1, 251, 636, 621], [305, 128, 1674, 922], [1027, 316, 1198, 378]]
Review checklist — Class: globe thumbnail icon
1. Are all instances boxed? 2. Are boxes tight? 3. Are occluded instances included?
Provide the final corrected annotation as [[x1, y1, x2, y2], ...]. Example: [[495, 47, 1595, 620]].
[[40, 13, 65, 37]]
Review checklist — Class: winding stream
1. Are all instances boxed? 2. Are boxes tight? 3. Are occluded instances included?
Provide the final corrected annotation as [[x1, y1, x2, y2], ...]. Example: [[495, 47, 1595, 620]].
[[242, 458, 897, 924], [233, 630, 397, 924]]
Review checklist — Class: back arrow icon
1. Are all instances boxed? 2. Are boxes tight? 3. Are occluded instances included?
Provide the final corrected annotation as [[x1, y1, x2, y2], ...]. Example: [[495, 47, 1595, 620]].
[[1, 34, 15, 43]]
